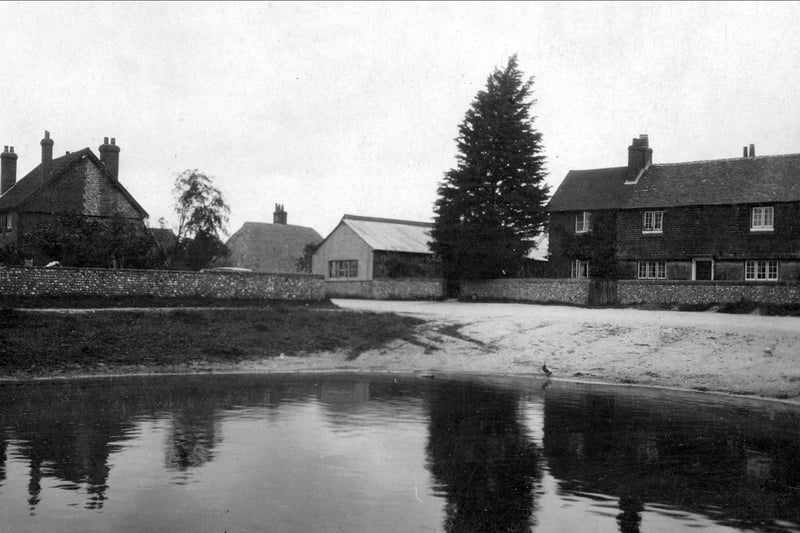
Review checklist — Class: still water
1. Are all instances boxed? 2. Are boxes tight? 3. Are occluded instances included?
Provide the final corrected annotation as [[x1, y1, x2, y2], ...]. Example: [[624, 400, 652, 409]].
[[0, 374, 797, 533]]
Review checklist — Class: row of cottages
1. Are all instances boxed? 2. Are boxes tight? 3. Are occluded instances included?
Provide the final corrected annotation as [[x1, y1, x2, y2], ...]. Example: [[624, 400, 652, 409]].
[[212, 204, 322, 272], [0, 132, 149, 265], [312, 215, 438, 281], [548, 135, 800, 282]]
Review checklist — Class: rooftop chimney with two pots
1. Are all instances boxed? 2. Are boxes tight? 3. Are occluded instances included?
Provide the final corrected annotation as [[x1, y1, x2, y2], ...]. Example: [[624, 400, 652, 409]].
[[99, 137, 120, 181], [273, 203, 287, 225], [1, 145, 17, 195]]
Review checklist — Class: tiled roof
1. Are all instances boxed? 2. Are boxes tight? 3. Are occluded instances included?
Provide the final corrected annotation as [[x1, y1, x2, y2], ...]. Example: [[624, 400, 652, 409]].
[[0, 148, 148, 217], [341, 214, 433, 254], [215, 221, 323, 273], [0, 149, 91, 209], [548, 153, 800, 212]]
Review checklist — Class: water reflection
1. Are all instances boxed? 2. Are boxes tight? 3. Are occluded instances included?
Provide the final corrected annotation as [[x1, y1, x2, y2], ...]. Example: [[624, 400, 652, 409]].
[[0, 374, 796, 532], [543, 384, 800, 532], [426, 380, 540, 532]]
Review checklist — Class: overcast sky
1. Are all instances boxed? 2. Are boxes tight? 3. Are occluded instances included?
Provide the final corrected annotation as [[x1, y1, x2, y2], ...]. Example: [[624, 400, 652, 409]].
[[2, 2, 799, 238]]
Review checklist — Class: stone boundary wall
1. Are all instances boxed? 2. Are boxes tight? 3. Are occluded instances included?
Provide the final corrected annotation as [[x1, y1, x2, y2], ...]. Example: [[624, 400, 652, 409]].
[[617, 280, 800, 305], [0, 267, 325, 301], [325, 278, 444, 300], [460, 278, 591, 306]]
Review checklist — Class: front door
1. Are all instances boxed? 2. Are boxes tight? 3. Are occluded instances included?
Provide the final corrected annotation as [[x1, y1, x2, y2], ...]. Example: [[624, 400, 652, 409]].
[[693, 259, 714, 281]]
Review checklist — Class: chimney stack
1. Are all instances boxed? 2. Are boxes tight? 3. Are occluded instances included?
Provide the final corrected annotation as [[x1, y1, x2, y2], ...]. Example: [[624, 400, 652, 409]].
[[627, 134, 652, 178], [99, 136, 120, 181], [1, 145, 18, 195], [749, 144, 755, 158], [40, 130, 54, 183], [273, 203, 287, 225], [743, 146, 748, 158]]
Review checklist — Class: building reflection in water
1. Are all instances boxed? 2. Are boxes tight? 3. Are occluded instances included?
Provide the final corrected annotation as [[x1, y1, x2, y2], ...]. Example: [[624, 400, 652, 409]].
[[542, 384, 800, 532], [425, 380, 540, 533], [0, 374, 798, 532]]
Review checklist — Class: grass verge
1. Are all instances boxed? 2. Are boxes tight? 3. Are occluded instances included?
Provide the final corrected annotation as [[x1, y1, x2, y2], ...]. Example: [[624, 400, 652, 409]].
[[0, 306, 425, 375]]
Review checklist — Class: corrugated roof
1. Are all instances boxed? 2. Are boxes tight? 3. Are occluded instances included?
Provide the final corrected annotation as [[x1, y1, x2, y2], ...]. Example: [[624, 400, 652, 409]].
[[548, 153, 800, 212], [215, 221, 322, 273], [341, 214, 433, 254]]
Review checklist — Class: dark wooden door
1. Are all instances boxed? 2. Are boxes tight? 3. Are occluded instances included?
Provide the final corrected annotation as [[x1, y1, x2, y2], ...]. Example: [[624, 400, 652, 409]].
[[695, 260, 713, 281]]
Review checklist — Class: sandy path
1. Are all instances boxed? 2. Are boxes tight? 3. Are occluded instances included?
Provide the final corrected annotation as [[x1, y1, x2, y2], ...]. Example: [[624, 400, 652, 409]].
[[307, 299, 800, 401]]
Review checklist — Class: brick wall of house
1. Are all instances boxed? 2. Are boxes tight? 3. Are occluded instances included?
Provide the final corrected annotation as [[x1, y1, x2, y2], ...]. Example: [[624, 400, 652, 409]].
[[324, 279, 444, 300], [617, 280, 800, 305], [460, 278, 591, 305], [0, 267, 325, 300], [617, 203, 800, 261]]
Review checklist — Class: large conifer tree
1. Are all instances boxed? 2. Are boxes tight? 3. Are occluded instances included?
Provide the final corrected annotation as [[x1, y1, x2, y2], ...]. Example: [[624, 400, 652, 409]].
[[431, 55, 549, 281]]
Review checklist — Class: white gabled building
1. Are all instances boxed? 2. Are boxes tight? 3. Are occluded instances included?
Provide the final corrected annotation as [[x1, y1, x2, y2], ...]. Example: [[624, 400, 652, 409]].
[[312, 214, 436, 281]]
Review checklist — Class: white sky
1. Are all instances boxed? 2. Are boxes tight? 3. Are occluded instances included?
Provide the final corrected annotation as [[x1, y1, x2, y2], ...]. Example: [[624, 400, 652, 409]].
[[2, 1, 799, 238]]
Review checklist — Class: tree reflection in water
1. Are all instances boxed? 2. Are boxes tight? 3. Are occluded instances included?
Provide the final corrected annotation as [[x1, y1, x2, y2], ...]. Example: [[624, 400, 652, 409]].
[[425, 380, 540, 533]]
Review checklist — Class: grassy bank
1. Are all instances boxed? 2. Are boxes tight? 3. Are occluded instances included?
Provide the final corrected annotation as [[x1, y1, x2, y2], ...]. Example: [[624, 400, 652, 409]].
[[0, 306, 425, 375]]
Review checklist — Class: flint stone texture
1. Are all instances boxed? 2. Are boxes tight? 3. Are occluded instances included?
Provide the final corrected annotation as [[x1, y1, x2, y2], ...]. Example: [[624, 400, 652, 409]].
[[617, 280, 800, 305], [324, 279, 444, 300], [460, 278, 591, 305], [0, 267, 325, 301]]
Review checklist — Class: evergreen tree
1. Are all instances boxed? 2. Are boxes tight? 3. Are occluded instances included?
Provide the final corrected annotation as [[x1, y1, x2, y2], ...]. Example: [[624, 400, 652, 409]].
[[431, 55, 549, 281]]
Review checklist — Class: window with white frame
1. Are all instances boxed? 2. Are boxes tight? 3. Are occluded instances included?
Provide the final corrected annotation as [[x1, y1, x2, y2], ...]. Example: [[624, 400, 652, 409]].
[[0, 212, 10, 231], [751, 206, 774, 231], [329, 260, 358, 279], [571, 259, 590, 279], [575, 212, 591, 233], [638, 260, 666, 279], [745, 260, 778, 281], [642, 210, 663, 233]]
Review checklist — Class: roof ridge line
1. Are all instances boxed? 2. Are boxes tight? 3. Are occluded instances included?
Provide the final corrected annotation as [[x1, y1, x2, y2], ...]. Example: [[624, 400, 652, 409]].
[[343, 214, 433, 227]]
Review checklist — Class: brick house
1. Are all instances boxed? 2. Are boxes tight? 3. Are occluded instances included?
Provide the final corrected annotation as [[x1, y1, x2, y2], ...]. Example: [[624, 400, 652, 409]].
[[0, 131, 149, 265], [548, 135, 800, 282], [212, 204, 323, 273], [312, 215, 439, 281]]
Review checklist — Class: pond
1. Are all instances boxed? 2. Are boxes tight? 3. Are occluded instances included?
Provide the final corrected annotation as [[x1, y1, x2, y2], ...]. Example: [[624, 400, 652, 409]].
[[0, 373, 797, 532]]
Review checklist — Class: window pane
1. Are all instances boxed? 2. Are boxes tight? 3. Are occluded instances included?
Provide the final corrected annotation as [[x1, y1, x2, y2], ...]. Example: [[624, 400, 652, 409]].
[[765, 207, 774, 227], [655, 212, 663, 230]]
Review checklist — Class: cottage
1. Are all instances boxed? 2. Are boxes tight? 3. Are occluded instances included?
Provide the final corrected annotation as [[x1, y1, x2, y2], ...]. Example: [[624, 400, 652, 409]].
[[548, 135, 800, 282], [312, 214, 439, 281], [213, 204, 322, 273], [0, 131, 148, 265]]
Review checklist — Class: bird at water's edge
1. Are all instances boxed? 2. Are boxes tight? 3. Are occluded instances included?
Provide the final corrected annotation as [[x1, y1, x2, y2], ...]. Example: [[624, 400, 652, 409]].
[[541, 361, 552, 378]]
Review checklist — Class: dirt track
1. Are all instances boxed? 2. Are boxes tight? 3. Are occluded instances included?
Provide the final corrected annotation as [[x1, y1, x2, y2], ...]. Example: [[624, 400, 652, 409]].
[[245, 299, 800, 402]]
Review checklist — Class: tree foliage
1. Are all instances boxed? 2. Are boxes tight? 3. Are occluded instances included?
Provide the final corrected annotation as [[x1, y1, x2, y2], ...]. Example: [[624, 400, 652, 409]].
[[295, 242, 318, 273], [170, 170, 231, 270], [430, 55, 550, 280], [23, 213, 164, 268]]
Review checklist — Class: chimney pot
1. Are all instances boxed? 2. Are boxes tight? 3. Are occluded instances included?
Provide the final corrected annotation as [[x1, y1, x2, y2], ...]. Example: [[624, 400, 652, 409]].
[[3, 146, 7, 152], [749, 144, 755, 158], [40, 130, 54, 183], [627, 133, 653, 179], [743, 146, 748, 158], [99, 136, 120, 181], [1, 143, 18, 195]]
